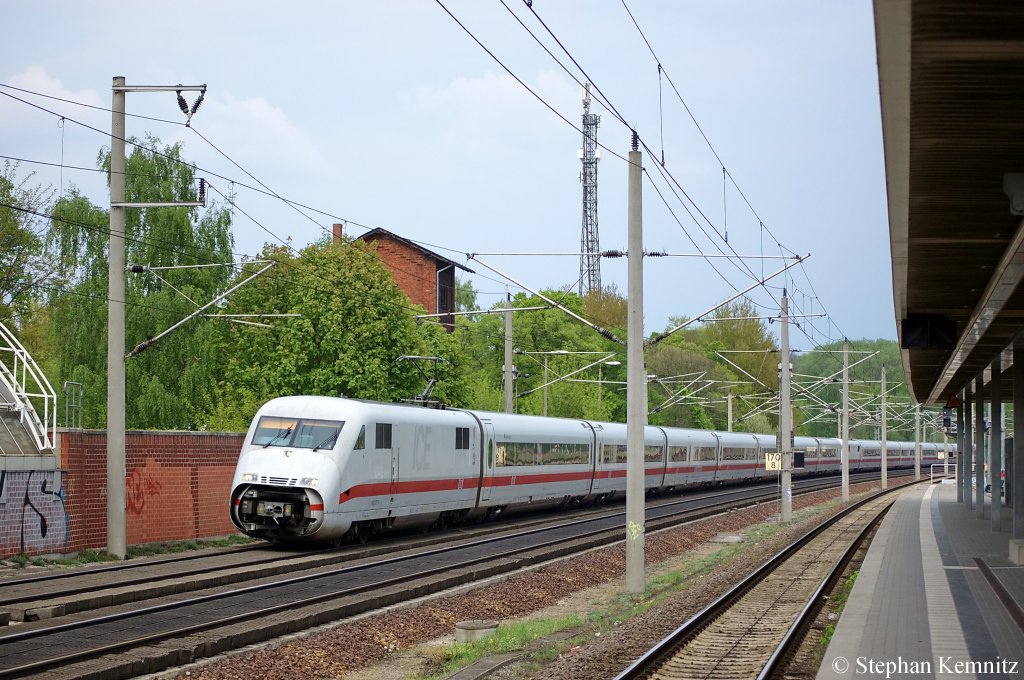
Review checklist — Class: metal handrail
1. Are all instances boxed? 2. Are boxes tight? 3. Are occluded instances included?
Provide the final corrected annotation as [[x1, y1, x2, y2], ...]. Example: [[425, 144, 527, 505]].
[[930, 463, 956, 483], [0, 321, 56, 451]]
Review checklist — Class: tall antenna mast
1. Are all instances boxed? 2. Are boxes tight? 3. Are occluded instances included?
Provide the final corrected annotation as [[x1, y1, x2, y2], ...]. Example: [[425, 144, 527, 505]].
[[579, 82, 602, 296]]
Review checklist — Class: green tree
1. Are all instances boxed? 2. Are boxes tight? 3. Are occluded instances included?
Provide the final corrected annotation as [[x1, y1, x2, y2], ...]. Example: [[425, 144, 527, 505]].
[[791, 338, 926, 440], [457, 290, 624, 420], [649, 300, 778, 431], [454, 277, 477, 314], [45, 137, 234, 429], [198, 239, 465, 431], [0, 161, 54, 330]]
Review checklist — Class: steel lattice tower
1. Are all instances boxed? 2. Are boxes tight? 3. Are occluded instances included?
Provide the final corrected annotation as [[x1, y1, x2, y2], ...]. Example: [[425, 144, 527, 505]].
[[579, 83, 601, 296]]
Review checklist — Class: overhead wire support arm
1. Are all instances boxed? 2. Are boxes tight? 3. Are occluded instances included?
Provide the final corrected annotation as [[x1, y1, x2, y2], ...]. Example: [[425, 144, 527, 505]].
[[646, 254, 809, 347], [518, 353, 618, 398], [466, 254, 625, 345], [126, 262, 276, 358], [414, 305, 550, 319]]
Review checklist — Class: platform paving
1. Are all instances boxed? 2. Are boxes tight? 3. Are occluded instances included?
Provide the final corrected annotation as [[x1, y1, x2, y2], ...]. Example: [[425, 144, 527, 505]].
[[818, 482, 1024, 679]]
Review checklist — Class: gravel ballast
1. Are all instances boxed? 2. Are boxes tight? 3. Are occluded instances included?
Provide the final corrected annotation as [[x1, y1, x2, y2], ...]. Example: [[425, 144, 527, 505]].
[[167, 479, 907, 680]]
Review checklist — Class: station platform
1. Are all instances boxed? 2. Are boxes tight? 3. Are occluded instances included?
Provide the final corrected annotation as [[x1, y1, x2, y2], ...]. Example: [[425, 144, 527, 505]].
[[818, 482, 1024, 679]]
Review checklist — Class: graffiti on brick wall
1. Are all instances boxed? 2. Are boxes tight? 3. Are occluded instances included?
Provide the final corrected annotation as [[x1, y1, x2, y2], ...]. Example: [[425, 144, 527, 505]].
[[126, 468, 163, 515], [0, 470, 69, 555]]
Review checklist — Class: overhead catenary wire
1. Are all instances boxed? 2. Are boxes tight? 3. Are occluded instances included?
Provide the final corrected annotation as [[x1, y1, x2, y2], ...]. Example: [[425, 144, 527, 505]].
[[0, 87, 510, 293], [4, 35, 843, 360], [1, 91, 599, 358]]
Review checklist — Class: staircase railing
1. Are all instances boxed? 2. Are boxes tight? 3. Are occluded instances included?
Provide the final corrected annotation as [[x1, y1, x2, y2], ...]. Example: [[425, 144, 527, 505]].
[[0, 321, 56, 452]]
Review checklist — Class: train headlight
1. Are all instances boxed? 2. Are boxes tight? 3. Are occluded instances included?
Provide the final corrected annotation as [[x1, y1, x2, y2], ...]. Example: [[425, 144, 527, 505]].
[[256, 502, 265, 515], [299, 477, 319, 488], [283, 504, 293, 517], [242, 472, 258, 482]]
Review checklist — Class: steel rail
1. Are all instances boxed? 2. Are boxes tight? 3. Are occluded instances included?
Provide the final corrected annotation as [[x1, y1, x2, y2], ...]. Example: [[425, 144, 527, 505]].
[[0, 470, 895, 610], [0, 470, 920, 679], [0, 544, 310, 606], [0, 471, 908, 679], [613, 482, 911, 680], [0, 486, 789, 678], [757, 505, 891, 679]]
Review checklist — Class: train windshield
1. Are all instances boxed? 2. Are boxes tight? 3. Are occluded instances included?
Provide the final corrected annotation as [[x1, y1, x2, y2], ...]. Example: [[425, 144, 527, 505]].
[[252, 416, 345, 450]]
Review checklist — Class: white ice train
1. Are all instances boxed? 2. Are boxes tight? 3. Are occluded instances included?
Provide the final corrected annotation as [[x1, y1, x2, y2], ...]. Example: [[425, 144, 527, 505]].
[[229, 396, 950, 544]]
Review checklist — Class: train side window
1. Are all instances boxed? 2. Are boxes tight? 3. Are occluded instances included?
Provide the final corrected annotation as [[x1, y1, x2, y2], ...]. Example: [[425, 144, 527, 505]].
[[693, 446, 716, 461], [354, 426, 365, 450], [644, 445, 664, 463], [375, 423, 392, 449], [669, 445, 687, 462], [456, 427, 470, 450]]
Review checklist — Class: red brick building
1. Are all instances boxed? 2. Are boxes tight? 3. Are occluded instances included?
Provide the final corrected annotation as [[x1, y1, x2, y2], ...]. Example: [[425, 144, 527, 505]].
[[344, 226, 472, 331]]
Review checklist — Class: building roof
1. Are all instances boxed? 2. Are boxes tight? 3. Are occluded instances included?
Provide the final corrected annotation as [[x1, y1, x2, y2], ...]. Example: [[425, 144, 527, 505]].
[[357, 228, 474, 274]]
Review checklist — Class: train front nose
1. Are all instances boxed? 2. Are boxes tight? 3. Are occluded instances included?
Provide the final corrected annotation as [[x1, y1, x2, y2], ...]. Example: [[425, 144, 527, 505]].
[[231, 449, 338, 540], [232, 482, 326, 539]]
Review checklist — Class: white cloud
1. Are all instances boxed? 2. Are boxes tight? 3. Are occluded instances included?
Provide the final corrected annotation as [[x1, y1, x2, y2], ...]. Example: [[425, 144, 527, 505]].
[[174, 93, 329, 176], [0, 65, 106, 139], [408, 69, 579, 158], [9, 65, 104, 108]]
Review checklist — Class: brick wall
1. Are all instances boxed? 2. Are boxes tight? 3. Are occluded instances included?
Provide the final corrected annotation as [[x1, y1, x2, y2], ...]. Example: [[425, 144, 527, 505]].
[[364, 237, 438, 313], [0, 429, 245, 558]]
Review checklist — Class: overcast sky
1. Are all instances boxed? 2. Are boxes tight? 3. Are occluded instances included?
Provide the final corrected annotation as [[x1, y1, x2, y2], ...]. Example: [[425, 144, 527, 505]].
[[1, 1, 892, 347]]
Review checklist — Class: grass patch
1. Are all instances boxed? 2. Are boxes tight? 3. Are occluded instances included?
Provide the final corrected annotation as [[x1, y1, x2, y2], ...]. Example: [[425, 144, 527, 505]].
[[125, 534, 255, 559], [415, 527, 784, 679], [419, 615, 584, 678], [1, 535, 256, 571], [409, 504, 842, 679], [820, 569, 858, 649]]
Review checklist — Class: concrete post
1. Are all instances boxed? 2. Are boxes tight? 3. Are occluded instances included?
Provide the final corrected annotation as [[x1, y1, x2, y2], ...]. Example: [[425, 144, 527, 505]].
[[727, 392, 733, 432], [976, 373, 986, 519], [107, 76, 127, 560], [957, 395, 964, 502], [780, 292, 792, 522], [966, 382, 974, 510], [915, 404, 921, 481], [881, 366, 888, 490], [543, 355, 548, 417], [1012, 336, 1024, 560], [625, 137, 645, 594], [943, 431, 949, 476], [992, 354, 1002, 529], [841, 340, 850, 502], [503, 295, 513, 413]]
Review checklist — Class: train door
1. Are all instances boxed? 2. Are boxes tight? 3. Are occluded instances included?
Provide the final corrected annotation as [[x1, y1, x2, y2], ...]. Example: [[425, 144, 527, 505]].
[[709, 432, 722, 484], [480, 419, 494, 503], [376, 422, 397, 506], [652, 427, 669, 489], [390, 445, 398, 503], [583, 422, 601, 495]]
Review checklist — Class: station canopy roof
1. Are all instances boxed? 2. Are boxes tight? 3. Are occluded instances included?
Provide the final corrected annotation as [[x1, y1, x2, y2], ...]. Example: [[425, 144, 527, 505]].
[[877, 0, 1024, 405]]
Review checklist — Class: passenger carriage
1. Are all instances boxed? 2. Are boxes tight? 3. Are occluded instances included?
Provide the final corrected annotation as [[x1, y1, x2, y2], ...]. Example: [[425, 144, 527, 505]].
[[230, 396, 955, 544]]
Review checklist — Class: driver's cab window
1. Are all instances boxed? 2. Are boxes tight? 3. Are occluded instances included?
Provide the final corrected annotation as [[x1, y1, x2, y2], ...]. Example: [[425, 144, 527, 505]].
[[354, 425, 366, 450]]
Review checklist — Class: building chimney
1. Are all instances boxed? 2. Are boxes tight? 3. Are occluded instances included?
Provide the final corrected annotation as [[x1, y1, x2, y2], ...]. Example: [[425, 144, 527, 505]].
[[332, 223, 344, 243]]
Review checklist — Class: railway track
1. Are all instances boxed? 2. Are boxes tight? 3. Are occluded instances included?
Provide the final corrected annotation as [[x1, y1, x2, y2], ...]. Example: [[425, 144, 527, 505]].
[[0, 471, 892, 622], [0, 471, 910, 679], [613, 486, 900, 680]]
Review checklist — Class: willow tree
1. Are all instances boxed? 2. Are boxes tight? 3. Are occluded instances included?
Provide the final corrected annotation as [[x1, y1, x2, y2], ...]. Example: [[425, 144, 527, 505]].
[[45, 136, 234, 429], [0, 161, 54, 330]]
